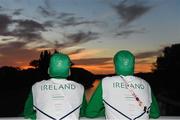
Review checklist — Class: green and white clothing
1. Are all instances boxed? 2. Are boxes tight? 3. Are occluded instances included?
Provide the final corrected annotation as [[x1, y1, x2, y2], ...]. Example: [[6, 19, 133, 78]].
[[80, 80, 105, 118], [80, 79, 159, 119], [102, 75, 154, 120], [31, 78, 84, 120]]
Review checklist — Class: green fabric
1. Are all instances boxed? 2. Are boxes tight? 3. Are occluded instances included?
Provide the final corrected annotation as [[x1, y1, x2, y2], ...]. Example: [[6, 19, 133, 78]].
[[149, 91, 160, 118], [113, 50, 135, 76], [49, 53, 71, 79], [23, 90, 36, 120], [80, 80, 105, 118]]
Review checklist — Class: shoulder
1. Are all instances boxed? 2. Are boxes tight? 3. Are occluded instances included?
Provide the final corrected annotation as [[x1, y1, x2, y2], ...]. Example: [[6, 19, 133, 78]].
[[68, 80, 84, 89], [32, 80, 46, 87], [133, 76, 151, 87], [102, 75, 120, 81]]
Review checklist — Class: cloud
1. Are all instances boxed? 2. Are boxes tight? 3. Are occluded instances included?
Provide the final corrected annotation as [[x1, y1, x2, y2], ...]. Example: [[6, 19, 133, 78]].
[[56, 12, 75, 19], [116, 28, 145, 37], [113, 0, 152, 26], [72, 57, 112, 66], [11, 19, 46, 41], [38, 5, 74, 19], [54, 31, 99, 48], [136, 59, 152, 64], [59, 16, 99, 27], [66, 31, 99, 43], [13, 8, 23, 15], [0, 14, 12, 35], [0, 41, 40, 67], [38, 5, 98, 28], [37, 0, 99, 28], [44, 0, 51, 9], [135, 49, 162, 59], [37, 6, 56, 17], [72, 58, 114, 74], [15, 19, 45, 32], [0, 14, 46, 41], [43, 20, 54, 27], [1, 38, 14, 41], [69, 48, 103, 60], [66, 48, 86, 55]]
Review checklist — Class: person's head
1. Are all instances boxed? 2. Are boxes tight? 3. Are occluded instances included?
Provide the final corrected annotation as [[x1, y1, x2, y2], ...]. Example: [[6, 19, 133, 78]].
[[48, 52, 71, 79], [113, 50, 135, 76]]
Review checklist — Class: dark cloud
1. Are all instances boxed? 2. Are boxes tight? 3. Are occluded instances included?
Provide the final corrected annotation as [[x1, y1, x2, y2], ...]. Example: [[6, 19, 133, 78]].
[[66, 31, 99, 43], [44, 0, 51, 9], [15, 19, 45, 32], [43, 21, 54, 27], [116, 28, 145, 37], [113, 0, 152, 26], [136, 59, 152, 64], [67, 48, 86, 55], [54, 31, 99, 48], [0, 41, 27, 49], [59, 16, 99, 27], [0, 41, 40, 67], [37, 3, 99, 28], [0, 14, 12, 35], [0, 15, 45, 41], [135, 50, 162, 59], [0, 5, 6, 11], [64, 31, 99, 45], [13, 32, 43, 41], [56, 12, 75, 19], [10, 19, 45, 41], [73, 57, 112, 66], [13, 8, 23, 15], [38, 5, 74, 19], [1, 38, 14, 41], [38, 6, 55, 17]]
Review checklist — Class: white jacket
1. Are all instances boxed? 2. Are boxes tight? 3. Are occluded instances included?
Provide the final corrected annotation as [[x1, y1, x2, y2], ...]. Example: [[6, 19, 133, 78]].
[[32, 78, 84, 120], [102, 75, 151, 120]]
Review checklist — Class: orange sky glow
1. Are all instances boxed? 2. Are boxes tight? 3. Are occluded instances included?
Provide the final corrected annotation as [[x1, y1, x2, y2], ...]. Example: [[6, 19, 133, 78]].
[[20, 62, 153, 75]]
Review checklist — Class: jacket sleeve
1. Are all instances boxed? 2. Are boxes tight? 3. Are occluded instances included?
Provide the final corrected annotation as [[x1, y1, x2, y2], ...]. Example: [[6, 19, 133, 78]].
[[80, 94, 87, 117], [23, 90, 36, 120], [149, 91, 160, 118]]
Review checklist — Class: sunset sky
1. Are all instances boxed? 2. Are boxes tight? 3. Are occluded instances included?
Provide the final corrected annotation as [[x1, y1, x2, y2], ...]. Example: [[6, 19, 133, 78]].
[[0, 0, 179, 74]]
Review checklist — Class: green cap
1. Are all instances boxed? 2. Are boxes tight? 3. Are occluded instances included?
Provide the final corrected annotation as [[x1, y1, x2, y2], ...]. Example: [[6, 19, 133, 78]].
[[113, 50, 135, 76], [48, 52, 71, 78]]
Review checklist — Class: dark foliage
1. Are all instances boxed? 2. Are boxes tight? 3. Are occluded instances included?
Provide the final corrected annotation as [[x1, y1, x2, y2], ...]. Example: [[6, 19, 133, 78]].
[[68, 67, 96, 89]]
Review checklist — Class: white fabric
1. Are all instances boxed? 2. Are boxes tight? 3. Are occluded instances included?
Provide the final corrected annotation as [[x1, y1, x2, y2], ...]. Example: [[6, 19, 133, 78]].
[[32, 78, 84, 120], [102, 75, 152, 120]]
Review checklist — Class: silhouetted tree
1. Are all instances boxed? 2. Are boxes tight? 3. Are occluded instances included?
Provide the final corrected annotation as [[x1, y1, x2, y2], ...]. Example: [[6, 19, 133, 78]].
[[29, 50, 51, 79], [29, 60, 39, 68], [68, 67, 96, 89], [39, 50, 51, 71], [153, 43, 180, 116], [154, 44, 180, 73], [153, 43, 180, 91]]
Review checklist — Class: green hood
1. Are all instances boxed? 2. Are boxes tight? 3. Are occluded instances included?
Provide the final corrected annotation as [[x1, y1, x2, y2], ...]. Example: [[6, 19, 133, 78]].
[[48, 52, 71, 79], [113, 50, 135, 76]]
